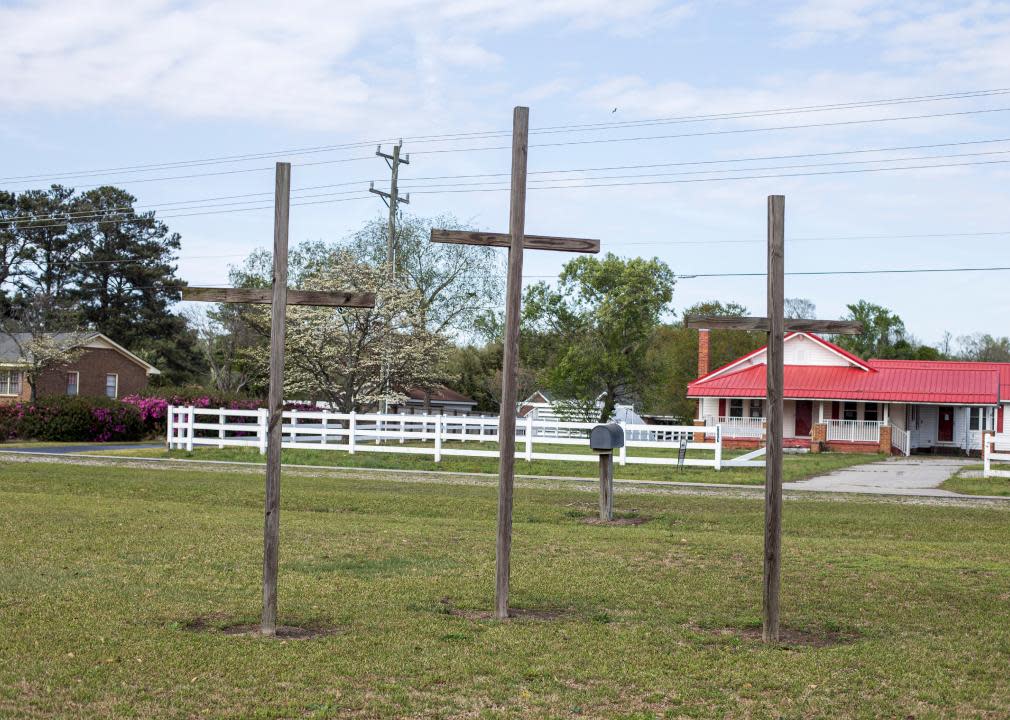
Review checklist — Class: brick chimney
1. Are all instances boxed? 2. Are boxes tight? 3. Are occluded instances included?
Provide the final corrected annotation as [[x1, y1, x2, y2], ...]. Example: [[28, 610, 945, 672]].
[[697, 329, 710, 378]]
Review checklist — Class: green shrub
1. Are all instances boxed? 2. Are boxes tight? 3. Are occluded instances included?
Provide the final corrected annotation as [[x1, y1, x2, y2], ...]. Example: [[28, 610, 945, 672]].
[[14, 397, 144, 442]]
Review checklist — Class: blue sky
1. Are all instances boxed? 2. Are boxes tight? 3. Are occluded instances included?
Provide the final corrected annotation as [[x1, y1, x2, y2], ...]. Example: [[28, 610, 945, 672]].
[[2, 0, 1010, 346]]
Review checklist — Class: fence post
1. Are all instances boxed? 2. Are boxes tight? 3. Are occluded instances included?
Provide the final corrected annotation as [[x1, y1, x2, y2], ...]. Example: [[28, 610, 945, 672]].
[[400, 416, 405, 444], [525, 413, 533, 462], [258, 408, 268, 455], [348, 411, 357, 454], [618, 420, 627, 466], [984, 432, 991, 477], [434, 414, 442, 462], [166, 405, 175, 449], [714, 424, 722, 471], [321, 411, 329, 446], [185, 407, 195, 452], [376, 415, 381, 445], [218, 407, 225, 449], [289, 409, 297, 446]]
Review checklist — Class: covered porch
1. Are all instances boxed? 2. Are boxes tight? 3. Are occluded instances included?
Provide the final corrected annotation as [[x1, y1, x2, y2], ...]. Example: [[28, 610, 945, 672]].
[[701, 397, 997, 455]]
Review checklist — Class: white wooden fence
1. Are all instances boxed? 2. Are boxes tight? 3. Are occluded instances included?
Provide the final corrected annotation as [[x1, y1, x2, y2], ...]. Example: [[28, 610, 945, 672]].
[[166, 406, 764, 471], [983, 433, 1010, 478]]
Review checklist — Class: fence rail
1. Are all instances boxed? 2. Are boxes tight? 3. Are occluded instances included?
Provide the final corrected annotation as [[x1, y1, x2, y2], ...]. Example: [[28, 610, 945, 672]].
[[166, 406, 749, 470], [825, 419, 882, 443], [983, 433, 1010, 478]]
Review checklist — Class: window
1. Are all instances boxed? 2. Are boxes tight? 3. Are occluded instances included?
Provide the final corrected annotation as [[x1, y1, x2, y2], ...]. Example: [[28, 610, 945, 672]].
[[0, 370, 20, 396], [843, 402, 858, 421], [749, 399, 763, 418], [729, 399, 744, 418], [105, 373, 118, 399], [864, 403, 879, 422], [66, 371, 79, 397], [969, 408, 994, 431]]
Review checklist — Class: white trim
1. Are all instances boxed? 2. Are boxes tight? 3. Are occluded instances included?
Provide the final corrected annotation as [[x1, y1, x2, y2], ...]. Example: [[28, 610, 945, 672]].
[[687, 394, 1000, 407], [0, 368, 21, 396], [105, 372, 119, 399], [83, 333, 161, 375], [66, 370, 79, 397]]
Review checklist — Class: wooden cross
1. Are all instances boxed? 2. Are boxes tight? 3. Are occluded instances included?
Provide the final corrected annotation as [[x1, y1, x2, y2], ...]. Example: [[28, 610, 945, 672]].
[[182, 162, 375, 636], [685, 195, 861, 643], [430, 106, 600, 620]]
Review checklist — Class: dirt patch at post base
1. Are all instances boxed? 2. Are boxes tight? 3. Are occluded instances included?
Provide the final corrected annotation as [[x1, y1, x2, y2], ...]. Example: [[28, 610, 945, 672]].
[[181, 615, 342, 640], [698, 624, 859, 648], [580, 516, 650, 526]]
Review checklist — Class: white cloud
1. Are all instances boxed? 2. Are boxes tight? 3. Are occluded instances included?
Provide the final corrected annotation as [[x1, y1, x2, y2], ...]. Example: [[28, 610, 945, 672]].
[[0, 0, 689, 130]]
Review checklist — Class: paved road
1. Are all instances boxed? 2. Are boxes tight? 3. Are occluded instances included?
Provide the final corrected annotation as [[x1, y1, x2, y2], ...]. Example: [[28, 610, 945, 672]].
[[3, 442, 164, 455], [785, 457, 972, 496]]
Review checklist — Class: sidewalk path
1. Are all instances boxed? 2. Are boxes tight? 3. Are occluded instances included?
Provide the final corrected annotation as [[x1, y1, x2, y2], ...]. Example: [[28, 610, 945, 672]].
[[786, 457, 971, 496]]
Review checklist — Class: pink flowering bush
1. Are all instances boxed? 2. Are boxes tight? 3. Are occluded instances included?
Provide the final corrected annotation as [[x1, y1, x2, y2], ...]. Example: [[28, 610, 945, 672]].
[[11, 397, 143, 442], [123, 388, 316, 436]]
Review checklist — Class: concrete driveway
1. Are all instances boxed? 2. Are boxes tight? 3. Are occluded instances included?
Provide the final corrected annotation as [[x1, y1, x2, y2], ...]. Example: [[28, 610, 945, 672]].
[[785, 457, 972, 496]]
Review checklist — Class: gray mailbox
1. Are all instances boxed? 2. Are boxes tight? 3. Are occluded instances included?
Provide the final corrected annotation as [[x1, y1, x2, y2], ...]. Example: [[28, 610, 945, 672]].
[[590, 422, 625, 452]]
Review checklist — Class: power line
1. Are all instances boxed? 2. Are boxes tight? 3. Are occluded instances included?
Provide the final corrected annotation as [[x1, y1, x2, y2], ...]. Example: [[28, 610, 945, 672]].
[[407, 156, 1010, 194], [5, 86, 1010, 184], [677, 266, 1010, 279], [411, 106, 1010, 156]]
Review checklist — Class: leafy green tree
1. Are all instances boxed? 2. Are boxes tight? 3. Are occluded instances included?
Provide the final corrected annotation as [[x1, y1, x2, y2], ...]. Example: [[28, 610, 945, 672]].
[[522, 253, 675, 422], [640, 300, 764, 420], [19, 185, 79, 297], [835, 301, 908, 358], [958, 333, 1010, 362]]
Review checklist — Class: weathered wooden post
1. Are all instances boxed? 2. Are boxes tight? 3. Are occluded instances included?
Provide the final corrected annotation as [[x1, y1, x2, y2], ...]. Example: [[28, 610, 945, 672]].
[[684, 195, 863, 644], [429, 106, 601, 619], [589, 422, 624, 521], [181, 162, 375, 635]]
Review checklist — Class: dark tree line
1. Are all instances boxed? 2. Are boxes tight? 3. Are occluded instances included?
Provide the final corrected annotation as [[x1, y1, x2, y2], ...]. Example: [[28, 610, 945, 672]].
[[0, 185, 203, 383]]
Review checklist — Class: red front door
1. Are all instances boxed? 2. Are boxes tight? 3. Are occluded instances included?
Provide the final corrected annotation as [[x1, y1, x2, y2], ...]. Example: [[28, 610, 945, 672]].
[[795, 401, 813, 437], [938, 406, 955, 443]]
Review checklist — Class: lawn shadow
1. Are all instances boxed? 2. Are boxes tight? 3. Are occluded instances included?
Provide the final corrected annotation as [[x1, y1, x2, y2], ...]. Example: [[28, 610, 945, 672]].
[[179, 613, 343, 640]]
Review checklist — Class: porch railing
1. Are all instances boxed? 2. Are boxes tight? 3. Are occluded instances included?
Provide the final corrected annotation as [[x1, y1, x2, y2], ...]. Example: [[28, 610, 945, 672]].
[[890, 426, 911, 456], [826, 419, 882, 443], [708, 415, 765, 438]]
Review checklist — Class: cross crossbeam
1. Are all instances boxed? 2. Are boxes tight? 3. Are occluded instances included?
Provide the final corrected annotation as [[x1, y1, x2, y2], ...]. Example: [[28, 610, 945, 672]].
[[182, 287, 375, 308], [685, 315, 862, 334], [429, 106, 601, 620]]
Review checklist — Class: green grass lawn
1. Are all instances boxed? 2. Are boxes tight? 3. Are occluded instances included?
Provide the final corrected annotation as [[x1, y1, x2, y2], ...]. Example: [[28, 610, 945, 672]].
[[4, 458, 1010, 718], [92, 441, 882, 485], [941, 464, 1010, 496]]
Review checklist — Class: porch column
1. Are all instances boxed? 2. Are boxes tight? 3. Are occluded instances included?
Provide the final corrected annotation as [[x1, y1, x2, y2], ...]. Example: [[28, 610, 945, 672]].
[[818, 401, 824, 423], [883, 404, 889, 425], [879, 424, 892, 455]]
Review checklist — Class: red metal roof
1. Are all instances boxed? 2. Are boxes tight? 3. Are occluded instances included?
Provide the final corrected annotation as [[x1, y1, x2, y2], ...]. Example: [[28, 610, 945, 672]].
[[687, 331, 1009, 404]]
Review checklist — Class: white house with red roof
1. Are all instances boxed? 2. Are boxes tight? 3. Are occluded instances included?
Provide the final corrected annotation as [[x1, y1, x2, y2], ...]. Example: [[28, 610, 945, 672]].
[[687, 331, 1008, 455]]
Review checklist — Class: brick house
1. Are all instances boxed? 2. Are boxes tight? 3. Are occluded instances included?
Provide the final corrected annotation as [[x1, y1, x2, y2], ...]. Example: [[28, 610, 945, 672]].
[[0, 332, 160, 404], [688, 330, 1010, 456]]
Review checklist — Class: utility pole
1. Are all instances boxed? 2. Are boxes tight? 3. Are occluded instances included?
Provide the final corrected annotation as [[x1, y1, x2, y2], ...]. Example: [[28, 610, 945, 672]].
[[370, 141, 410, 280], [370, 142, 410, 414]]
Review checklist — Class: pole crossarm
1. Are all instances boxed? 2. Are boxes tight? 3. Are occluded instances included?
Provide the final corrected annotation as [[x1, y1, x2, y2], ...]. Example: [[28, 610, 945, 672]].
[[182, 287, 376, 308], [685, 315, 862, 334], [431, 229, 599, 254]]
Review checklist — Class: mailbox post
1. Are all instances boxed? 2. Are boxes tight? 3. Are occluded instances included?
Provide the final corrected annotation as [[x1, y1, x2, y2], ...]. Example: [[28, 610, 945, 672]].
[[590, 423, 625, 521]]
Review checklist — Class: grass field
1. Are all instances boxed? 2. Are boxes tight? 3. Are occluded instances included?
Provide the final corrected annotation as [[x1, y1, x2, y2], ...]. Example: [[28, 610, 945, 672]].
[[92, 442, 882, 485], [3, 457, 1010, 719], [941, 464, 1010, 496]]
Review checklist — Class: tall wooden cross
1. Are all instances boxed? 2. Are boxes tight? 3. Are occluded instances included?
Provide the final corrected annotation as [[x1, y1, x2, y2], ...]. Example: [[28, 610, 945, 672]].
[[430, 106, 600, 620], [686, 195, 861, 643], [182, 162, 375, 635]]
